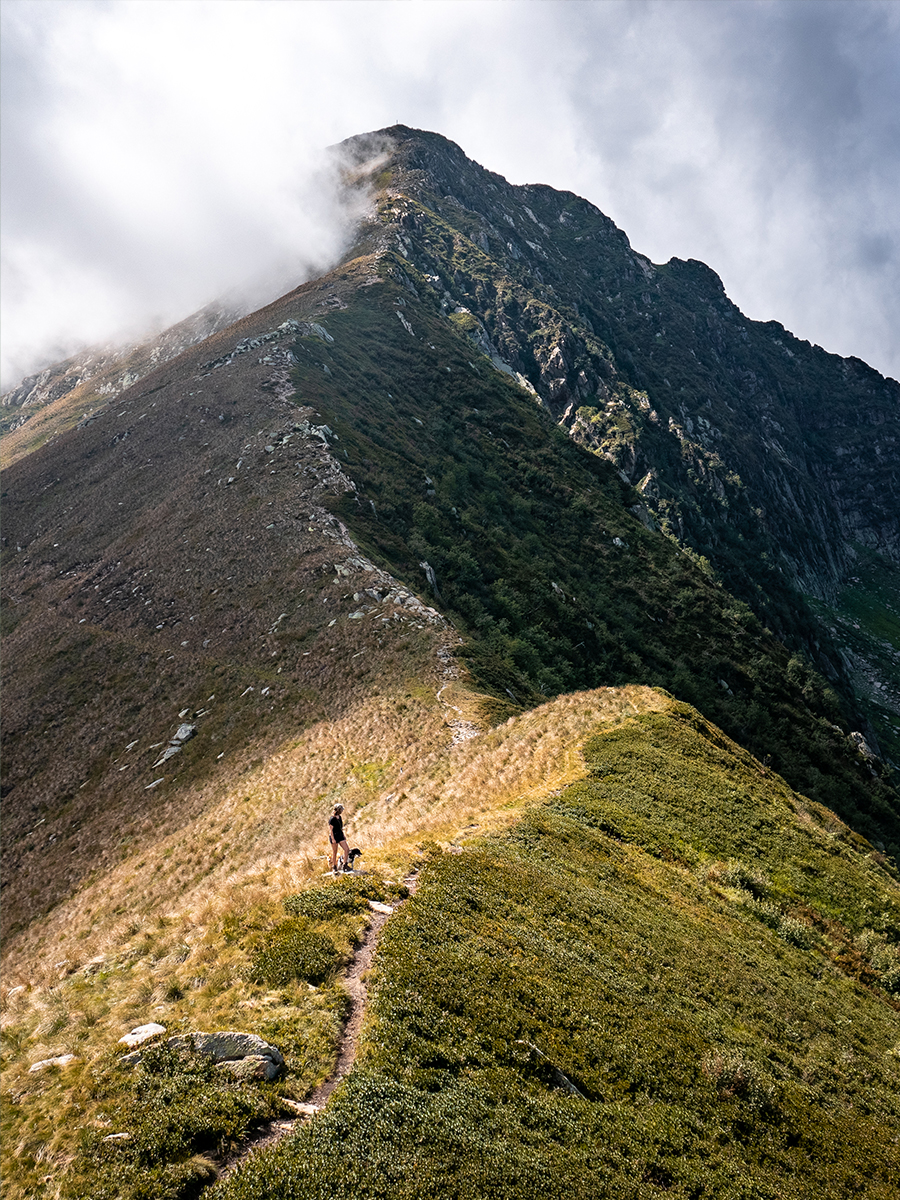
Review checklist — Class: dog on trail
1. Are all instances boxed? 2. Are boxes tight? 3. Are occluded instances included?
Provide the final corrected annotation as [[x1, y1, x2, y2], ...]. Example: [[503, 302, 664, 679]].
[[341, 847, 363, 872]]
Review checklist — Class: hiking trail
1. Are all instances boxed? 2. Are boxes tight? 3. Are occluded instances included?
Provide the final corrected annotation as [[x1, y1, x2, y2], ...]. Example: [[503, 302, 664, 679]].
[[215, 869, 419, 1182]]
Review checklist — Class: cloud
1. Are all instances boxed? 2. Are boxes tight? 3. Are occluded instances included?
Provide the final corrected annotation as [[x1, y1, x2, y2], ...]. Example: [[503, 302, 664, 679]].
[[2, 0, 898, 388], [0, 1, 368, 384]]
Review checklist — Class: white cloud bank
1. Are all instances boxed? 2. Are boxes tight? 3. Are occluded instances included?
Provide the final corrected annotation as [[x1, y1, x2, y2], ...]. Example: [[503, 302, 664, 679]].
[[2, 0, 898, 388]]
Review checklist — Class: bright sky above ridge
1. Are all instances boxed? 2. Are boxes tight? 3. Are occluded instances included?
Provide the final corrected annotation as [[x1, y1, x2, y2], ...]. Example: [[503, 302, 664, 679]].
[[2, 0, 898, 388]]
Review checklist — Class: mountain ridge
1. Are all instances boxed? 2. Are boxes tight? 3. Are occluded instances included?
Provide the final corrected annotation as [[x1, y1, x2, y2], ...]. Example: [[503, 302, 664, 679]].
[[352, 125, 899, 596], [337, 123, 899, 756], [2, 123, 899, 1200]]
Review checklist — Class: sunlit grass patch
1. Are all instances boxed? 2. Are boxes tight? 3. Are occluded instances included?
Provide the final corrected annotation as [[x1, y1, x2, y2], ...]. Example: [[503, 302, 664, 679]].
[[6, 689, 899, 1198], [214, 704, 900, 1200]]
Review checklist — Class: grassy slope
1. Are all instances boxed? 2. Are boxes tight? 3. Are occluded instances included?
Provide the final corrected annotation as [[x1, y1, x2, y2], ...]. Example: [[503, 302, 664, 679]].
[[3, 133, 897, 1200], [215, 700, 900, 1200], [0, 686, 661, 1198]]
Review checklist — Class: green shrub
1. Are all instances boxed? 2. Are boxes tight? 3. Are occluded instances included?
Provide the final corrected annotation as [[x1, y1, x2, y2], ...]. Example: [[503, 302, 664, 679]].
[[283, 886, 367, 921], [248, 920, 339, 987], [857, 929, 900, 993], [701, 1051, 779, 1115], [742, 895, 782, 929], [283, 876, 408, 920], [719, 859, 772, 898], [777, 915, 814, 948], [65, 1042, 277, 1200]]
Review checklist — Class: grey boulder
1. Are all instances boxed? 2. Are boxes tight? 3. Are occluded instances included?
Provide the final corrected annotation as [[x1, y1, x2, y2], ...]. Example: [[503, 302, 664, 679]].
[[121, 1029, 284, 1078]]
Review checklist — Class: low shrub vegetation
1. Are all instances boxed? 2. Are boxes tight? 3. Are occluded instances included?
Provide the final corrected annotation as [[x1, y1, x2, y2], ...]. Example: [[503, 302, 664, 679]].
[[65, 1042, 279, 1200], [216, 708, 900, 1200], [248, 921, 339, 988], [283, 876, 409, 922]]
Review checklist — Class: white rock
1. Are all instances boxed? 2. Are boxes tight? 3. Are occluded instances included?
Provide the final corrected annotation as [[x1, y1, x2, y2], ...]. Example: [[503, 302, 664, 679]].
[[283, 1099, 321, 1116], [122, 1030, 284, 1076], [368, 901, 394, 915], [216, 1054, 281, 1082], [29, 1054, 77, 1073], [118, 1023, 166, 1048]]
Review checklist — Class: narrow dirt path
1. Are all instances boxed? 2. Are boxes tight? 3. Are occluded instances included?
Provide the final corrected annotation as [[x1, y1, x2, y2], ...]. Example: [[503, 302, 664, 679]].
[[215, 870, 419, 1183]]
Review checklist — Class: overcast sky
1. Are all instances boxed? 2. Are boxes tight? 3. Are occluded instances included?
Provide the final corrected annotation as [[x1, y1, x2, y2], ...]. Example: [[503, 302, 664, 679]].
[[2, 0, 898, 389]]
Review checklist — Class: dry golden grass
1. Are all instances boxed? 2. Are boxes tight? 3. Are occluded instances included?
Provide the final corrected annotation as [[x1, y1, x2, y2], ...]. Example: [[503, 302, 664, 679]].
[[0, 684, 680, 1197], [2, 683, 665, 1068], [3, 683, 664, 990]]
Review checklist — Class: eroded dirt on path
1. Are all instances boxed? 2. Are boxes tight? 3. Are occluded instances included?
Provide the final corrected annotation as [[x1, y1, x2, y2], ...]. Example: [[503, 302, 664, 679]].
[[215, 870, 419, 1182]]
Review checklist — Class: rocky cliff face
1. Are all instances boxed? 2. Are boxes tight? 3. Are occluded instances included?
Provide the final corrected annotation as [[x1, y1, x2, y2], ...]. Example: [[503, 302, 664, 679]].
[[341, 127, 898, 615]]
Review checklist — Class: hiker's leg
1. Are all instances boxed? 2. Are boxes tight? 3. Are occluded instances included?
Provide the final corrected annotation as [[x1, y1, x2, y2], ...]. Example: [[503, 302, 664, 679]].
[[329, 838, 338, 871], [339, 839, 350, 869]]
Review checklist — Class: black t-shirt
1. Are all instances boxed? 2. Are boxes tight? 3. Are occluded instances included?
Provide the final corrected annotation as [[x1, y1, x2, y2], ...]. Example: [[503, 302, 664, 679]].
[[328, 814, 344, 842]]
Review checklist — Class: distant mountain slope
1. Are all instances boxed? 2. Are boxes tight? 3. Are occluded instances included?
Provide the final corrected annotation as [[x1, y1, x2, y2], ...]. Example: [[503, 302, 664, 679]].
[[0, 301, 241, 468]]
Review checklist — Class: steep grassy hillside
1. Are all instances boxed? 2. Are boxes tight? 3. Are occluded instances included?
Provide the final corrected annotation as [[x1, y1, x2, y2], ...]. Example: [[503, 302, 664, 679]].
[[213, 698, 900, 1200], [0, 259, 461, 945], [5, 690, 897, 1199], [1, 686, 661, 1198]]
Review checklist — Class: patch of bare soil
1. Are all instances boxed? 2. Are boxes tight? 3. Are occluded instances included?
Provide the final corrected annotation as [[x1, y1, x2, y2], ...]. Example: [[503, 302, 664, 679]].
[[215, 869, 419, 1181]]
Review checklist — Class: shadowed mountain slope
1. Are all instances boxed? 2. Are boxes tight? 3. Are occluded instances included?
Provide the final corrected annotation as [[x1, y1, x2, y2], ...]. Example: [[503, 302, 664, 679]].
[[340, 125, 900, 761]]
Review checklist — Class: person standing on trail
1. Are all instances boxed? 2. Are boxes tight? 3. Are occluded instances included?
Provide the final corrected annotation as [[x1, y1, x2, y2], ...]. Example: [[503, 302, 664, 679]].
[[328, 803, 351, 874]]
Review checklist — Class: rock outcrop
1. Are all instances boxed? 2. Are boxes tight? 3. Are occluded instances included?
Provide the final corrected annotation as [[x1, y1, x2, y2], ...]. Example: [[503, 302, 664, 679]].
[[120, 1030, 285, 1079], [345, 126, 899, 613]]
